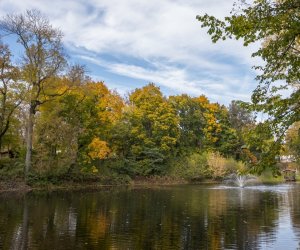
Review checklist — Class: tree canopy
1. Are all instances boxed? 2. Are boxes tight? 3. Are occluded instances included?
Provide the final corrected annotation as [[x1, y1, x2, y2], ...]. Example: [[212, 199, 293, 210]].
[[197, 0, 300, 173]]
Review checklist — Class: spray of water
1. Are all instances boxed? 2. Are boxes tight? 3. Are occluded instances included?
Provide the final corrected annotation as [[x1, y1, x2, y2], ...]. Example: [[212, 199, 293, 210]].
[[225, 173, 257, 188]]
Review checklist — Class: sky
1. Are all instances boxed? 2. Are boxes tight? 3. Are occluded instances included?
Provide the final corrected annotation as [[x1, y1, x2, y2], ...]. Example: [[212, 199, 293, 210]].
[[0, 0, 261, 105]]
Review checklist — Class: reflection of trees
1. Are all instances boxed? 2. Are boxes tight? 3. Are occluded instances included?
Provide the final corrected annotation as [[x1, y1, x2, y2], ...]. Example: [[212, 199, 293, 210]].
[[203, 189, 280, 249], [0, 193, 24, 249], [0, 186, 286, 249], [288, 186, 300, 239]]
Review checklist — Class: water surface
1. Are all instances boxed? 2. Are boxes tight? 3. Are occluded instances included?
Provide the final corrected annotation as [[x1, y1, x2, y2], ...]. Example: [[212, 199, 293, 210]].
[[1, 184, 300, 249]]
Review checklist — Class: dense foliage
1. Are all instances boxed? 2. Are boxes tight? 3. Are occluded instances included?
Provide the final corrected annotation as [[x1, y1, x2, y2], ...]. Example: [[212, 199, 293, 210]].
[[0, 8, 298, 184], [0, 66, 262, 183], [197, 0, 300, 173]]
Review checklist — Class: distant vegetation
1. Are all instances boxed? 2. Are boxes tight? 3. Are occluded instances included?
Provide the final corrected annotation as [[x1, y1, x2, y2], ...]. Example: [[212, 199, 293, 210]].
[[0, 5, 299, 186]]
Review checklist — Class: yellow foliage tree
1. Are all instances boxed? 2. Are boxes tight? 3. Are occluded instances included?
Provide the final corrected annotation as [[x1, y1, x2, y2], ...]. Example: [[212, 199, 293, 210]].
[[88, 138, 111, 161]]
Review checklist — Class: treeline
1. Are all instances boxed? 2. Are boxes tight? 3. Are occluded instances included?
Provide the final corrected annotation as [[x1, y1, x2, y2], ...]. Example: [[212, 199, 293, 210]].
[[0, 10, 262, 183], [2, 10, 297, 184], [1, 70, 259, 182]]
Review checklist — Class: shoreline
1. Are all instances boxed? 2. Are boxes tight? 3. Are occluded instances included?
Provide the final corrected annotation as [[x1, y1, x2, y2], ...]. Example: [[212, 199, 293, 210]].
[[0, 174, 291, 193], [0, 177, 222, 193]]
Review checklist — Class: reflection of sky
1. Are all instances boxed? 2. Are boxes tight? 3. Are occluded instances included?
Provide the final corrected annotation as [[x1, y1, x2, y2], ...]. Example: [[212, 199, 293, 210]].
[[271, 213, 298, 250], [211, 184, 300, 249], [253, 185, 299, 250], [260, 206, 298, 250]]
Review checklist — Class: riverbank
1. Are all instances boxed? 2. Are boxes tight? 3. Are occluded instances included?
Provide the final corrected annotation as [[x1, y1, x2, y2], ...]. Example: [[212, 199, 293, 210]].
[[0, 180, 32, 193], [0, 174, 292, 193], [0, 175, 224, 193]]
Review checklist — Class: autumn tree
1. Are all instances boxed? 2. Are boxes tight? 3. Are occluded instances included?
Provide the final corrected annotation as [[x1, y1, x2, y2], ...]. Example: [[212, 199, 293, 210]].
[[169, 94, 239, 156], [34, 76, 124, 174], [122, 84, 179, 175], [197, 0, 300, 172], [0, 10, 67, 175], [79, 81, 123, 168], [32, 72, 82, 174], [194, 95, 222, 147], [285, 122, 300, 162]]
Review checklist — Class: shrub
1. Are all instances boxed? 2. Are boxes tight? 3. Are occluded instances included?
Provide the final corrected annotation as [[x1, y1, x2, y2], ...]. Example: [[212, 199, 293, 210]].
[[207, 151, 227, 179], [207, 151, 246, 179], [0, 159, 24, 180], [169, 152, 209, 180]]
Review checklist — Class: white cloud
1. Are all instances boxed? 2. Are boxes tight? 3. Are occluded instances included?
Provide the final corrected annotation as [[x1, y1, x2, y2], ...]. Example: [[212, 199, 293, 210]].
[[79, 55, 255, 104], [0, 0, 261, 104]]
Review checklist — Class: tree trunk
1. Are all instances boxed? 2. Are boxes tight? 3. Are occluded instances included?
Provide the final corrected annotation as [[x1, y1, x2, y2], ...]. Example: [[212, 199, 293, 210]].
[[25, 106, 35, 176]]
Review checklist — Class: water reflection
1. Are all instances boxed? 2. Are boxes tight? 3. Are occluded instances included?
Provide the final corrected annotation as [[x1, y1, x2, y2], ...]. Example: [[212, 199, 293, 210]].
[[0, 184, 299, 249]]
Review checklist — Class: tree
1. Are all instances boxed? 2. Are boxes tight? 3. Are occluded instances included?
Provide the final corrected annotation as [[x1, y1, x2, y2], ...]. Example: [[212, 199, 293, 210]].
[[228, 100, 255, 133], [212, 104, 240, 157], [195, 95, 222, 147], [39, 79, 124, 173], [78, 81, 123, 169], [227, 100, 256, 156], [285, 122, 300, 162], [169, 94, 206, 151], [31, 66, 93, 174], [124, 84, 180, 175], [0, 10, 67, 175], [0, 43, 22, 154], [197, 0, 300, 172]]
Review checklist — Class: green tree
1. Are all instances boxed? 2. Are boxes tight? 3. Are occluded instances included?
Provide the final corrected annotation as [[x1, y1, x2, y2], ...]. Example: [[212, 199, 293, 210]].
[[213, 104, 240, 156], [285, 122, 300, 162], [227, 100, 256, 157], [243, 122, 277, 173], [0, 43, 22, 154], [197, 0, 300, 172], [228, 100, 255, 134], [169, 94, 206, 152], [170, 94, 239, 156]]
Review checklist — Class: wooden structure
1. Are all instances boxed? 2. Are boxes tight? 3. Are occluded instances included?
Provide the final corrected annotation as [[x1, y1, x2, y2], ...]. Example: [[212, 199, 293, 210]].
[[282, 169, 296, 182]]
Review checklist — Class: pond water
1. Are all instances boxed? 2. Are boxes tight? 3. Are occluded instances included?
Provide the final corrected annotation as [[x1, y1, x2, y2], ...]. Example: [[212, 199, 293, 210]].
[[1, 184, 300, 249]]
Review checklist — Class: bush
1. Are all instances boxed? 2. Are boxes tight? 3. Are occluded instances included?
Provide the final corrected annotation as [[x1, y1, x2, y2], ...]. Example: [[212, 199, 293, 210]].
[[207, 151, 227, 179], [207, 151, 246, 179], [169, 152, 209, 180], [0, 158, 24, 180], [115, 148, 166, 177], [169, 151, 246, 181]]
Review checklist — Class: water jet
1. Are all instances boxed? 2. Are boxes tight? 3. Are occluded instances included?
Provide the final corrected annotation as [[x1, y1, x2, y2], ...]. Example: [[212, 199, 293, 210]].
[[224, 173, 257, 188]]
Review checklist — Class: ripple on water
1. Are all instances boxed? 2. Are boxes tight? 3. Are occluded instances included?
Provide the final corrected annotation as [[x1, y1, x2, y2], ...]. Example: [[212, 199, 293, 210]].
[[245, 184, 295, 193], [209, 183, 296, 193], [1, 184, 300, 249]]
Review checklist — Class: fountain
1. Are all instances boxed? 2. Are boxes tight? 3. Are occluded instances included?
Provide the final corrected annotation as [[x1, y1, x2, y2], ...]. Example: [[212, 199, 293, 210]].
[[224, 173, 257, 188]]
